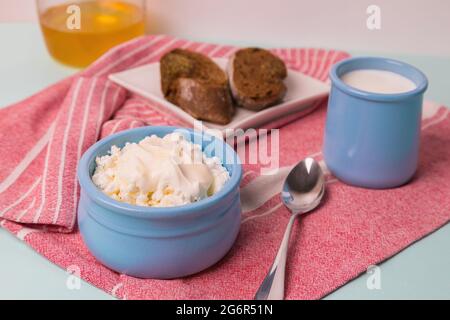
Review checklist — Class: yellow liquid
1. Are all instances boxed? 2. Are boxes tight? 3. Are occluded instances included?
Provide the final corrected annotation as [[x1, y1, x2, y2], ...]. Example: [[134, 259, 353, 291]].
[[39, 1, 145, 67]]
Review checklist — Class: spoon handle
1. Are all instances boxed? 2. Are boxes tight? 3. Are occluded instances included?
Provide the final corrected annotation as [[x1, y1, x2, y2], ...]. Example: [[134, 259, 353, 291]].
[[254, 213, 298, 300]]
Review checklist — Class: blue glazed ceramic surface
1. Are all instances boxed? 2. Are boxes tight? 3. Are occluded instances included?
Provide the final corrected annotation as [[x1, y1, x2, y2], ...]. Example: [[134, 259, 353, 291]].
[[77, 126, 242, 279], [324, 57, 428, 188]]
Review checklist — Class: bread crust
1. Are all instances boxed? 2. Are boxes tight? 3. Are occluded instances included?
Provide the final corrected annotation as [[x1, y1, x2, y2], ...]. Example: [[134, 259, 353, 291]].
[[169, 78, 234, 125], [160, 49, 234, 124], [228, 48, 287, 111]]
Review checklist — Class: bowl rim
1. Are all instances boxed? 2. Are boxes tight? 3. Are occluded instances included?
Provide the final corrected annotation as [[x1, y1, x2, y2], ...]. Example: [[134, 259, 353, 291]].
[[329, 56, 428, 102], [77, 126, 242, 219]]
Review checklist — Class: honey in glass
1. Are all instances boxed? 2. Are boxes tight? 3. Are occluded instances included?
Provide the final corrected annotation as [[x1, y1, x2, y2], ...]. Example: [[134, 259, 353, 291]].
[[38, 0, 145, 67]]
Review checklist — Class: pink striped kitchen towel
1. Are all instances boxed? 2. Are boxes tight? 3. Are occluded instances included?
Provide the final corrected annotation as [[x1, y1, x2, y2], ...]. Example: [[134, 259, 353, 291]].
[[0, 35, 449, 299]]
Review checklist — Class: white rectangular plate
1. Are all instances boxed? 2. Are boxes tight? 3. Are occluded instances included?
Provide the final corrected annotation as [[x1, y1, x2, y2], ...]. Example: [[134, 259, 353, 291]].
[[109, 58, 330, 133]]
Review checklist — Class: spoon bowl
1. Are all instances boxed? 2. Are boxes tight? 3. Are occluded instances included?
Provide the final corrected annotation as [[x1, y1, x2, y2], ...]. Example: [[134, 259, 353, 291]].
[[282, 157, 325, 214]]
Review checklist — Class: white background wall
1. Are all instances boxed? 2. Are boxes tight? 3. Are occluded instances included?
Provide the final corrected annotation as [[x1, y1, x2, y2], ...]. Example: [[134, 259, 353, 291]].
[[1, 0, 449, 56]]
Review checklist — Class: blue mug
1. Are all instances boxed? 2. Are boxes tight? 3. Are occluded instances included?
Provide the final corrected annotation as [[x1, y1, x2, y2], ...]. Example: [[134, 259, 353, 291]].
[[323, 57, 428, 189]]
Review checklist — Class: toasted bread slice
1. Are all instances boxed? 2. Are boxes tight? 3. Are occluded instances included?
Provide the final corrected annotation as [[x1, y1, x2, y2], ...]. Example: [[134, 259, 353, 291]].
[[228, 48, 287, 111], [160, 49, 234, 124], [170, 78, 234, 125]]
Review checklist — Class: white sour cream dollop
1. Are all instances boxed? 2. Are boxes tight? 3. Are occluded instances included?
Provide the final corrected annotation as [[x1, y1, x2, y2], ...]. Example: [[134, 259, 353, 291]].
[[92, 132, 230, 207]]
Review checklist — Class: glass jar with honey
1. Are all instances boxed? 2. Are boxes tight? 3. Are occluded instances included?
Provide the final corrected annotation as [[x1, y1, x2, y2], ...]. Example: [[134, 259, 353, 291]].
[[37, 0, 146, 68]]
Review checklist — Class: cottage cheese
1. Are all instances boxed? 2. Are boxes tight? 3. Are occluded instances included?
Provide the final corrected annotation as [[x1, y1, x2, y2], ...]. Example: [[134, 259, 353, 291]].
[[92, 132, 230, 207]]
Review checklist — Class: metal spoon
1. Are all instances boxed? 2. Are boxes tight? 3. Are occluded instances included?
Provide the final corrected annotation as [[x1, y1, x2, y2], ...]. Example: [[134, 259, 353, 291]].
[[254, 157, 325, 300]]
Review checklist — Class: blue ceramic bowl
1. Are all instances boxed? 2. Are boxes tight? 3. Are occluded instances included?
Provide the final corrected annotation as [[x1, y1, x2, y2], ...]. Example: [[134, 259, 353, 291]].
[[77, 126, 242, 279], [324, 57, 428, 189]]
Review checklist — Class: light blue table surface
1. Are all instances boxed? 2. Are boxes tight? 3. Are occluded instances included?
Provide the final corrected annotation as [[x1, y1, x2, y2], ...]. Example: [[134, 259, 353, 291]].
[[0, 23, 449, 300]]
